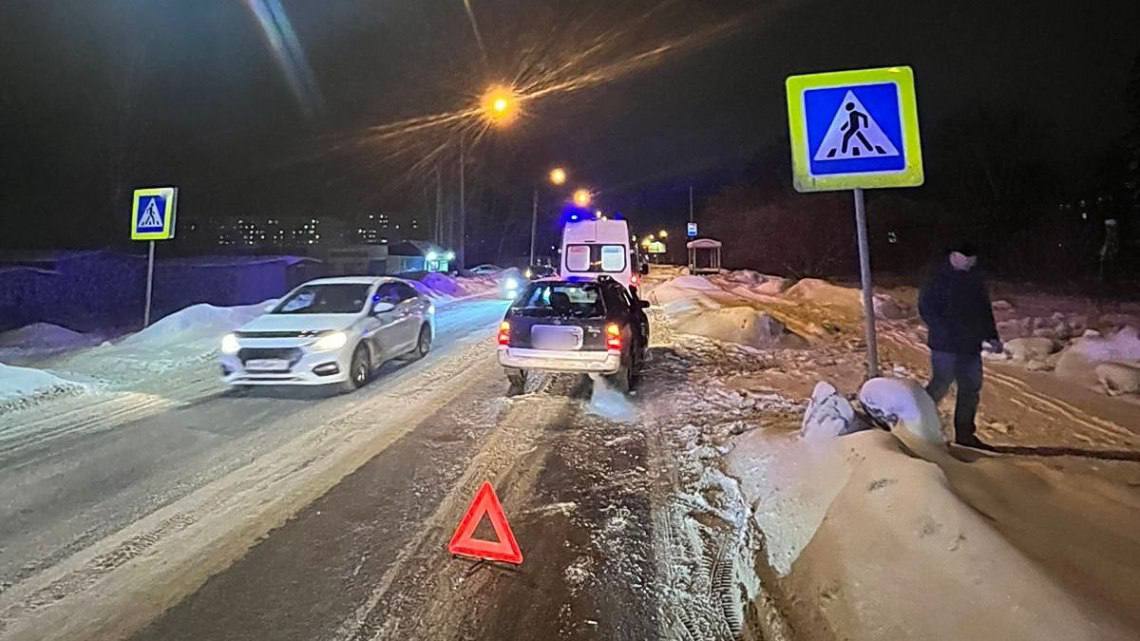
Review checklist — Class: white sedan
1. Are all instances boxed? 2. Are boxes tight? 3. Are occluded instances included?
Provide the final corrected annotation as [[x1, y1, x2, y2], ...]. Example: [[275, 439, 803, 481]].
[[220, 276, 434, 391]]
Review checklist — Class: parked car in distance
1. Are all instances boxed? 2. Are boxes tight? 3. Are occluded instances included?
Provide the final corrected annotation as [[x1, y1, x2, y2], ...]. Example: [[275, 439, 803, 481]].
[[497, 276, 648, 395], [219, 276, 434, 392]]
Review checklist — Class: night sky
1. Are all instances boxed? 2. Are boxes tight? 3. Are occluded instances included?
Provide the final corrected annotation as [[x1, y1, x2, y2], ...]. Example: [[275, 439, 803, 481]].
[[2, 0, 1138, 250]]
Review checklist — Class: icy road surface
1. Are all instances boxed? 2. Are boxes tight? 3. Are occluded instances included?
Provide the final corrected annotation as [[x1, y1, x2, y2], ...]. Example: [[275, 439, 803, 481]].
[[0, 297, 764, 641], [0, 299, 511, 638]]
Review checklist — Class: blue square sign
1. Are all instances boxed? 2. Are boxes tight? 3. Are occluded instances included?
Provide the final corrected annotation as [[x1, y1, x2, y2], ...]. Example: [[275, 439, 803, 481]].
[[804, 83, 906, 176]]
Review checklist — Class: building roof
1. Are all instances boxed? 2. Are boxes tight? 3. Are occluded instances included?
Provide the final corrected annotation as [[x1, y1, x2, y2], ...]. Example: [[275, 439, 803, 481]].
[[687, 238, 723, 249]]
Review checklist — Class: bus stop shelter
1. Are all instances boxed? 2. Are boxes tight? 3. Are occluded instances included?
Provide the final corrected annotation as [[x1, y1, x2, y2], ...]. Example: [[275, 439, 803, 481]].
[[687, 238, 722, 274]]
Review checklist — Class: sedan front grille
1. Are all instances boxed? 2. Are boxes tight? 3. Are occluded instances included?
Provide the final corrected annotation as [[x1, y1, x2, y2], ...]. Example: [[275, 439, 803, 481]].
[[235, 330, 323, 339], [237, 347, 304, 366]]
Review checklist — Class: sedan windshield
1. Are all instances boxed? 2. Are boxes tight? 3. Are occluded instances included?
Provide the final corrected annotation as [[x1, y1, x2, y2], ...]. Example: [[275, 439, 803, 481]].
[[273, 284, 371, 314]]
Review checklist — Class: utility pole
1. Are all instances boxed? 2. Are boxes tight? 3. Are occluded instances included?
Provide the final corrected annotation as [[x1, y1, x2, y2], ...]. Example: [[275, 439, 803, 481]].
[[457, 137, 466, 267], [689, 185, 694, 222], [529, 187, 538, 267], [434, 163, 443, 246]]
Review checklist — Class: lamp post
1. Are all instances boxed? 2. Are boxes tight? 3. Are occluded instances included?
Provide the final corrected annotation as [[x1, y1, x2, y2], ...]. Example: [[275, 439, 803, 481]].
[[453, 84, 520, 267], [531, 166, 568, 267]]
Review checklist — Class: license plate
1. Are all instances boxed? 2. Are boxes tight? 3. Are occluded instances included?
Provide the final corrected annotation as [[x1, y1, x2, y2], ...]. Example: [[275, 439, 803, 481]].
[[245, 359, 290, 372], [532, 325, 583, 350]]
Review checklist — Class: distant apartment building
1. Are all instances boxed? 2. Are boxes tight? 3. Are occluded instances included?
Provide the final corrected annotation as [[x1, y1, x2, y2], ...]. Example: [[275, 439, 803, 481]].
[[205, 212, 425, 250]]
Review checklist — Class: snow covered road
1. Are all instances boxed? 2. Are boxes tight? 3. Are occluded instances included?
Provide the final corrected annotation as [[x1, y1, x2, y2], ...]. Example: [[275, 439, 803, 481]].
[[0, 293, 763, 641], [0, 298, 511, 639]]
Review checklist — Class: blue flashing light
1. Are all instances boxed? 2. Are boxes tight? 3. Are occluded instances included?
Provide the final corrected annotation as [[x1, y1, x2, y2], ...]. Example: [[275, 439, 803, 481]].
[[560, 203, 593, 225]]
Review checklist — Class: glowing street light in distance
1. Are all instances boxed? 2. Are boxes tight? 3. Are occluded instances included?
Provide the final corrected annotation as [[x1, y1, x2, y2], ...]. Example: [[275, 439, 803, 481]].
[[572, 189, 592, 207]]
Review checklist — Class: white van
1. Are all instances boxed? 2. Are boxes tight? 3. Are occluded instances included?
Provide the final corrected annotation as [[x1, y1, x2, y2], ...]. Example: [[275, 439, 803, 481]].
[[560, 219, 644, 291]]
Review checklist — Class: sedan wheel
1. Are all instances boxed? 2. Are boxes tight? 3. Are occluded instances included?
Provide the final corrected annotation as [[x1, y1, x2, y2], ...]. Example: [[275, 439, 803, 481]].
[[413, 324, 432, 359], [343, 344, 370, 392]]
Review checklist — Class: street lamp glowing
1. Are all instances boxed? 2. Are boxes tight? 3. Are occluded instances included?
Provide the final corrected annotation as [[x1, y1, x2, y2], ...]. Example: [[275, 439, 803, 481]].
[[549, 167, 567, 185], [480, 84, 520, 127], [595, 209, 603, 218], [658, 229, 668, 238], [572, 189, 592, 208]]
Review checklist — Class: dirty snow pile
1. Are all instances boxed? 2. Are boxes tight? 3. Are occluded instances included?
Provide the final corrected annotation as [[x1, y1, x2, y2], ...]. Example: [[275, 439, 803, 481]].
[[783, 277, 912, 320], [727, 376, 1140, 640], [0, 322, 103, 363], [405, 272, 502, 300], [0, 362, 88, 411], [989, 297, 1140, 396], [0, 302, 267, 410], [646, 272, 910, 349]]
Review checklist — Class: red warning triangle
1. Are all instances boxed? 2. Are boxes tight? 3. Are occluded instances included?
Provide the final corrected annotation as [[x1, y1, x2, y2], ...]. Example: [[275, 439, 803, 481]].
[[448, 481, 523, 565]]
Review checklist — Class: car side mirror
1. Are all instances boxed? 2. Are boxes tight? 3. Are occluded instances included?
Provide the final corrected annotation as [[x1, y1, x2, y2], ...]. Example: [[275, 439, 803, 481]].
[[372, 301, 396, 314]]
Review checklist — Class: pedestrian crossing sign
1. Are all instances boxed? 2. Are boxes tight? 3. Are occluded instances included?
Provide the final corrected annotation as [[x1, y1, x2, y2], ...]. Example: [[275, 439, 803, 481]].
[[131, 187, 178, 240], [786, 66, 923, 192]]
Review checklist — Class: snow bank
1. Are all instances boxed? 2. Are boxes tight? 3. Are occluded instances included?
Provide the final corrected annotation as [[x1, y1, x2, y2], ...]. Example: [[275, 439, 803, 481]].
[[729, 425, 1138, 640], [121, 303, 265, 348], [782, 278, 911, 319], [0, 322, 102, 363], [673, 307, 805, 349], [783, 278, 860, 308], [1096, 362, 1140, 396], [404, 272, 500, 300], [747, 430, 1134, 641], [646, 275, 724, 306], [0, 323, 87, 348], [800, 381, 856, 441], [1004, 336, 1059, 362], [710, 270, 788, 298], [0, 362, 87, 411], [859, 377, 944, 458], [1055, 326, 1140, 387]]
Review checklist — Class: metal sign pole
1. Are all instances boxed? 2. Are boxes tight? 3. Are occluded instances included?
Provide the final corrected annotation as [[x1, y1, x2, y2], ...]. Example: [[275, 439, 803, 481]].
[[853, 188, 879, 378], [143, 240, 155, 328], [529, 187, 538, 267]]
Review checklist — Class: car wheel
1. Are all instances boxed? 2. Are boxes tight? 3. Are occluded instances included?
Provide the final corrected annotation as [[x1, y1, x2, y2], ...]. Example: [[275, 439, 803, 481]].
[[413, 324, 432, 359], [343, 344, 370, 392], [506, 368, 527, 396]]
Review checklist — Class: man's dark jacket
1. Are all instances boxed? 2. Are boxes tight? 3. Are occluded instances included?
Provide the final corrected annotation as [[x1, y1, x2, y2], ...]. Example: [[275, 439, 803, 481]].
[[918, 260, 998, 354]]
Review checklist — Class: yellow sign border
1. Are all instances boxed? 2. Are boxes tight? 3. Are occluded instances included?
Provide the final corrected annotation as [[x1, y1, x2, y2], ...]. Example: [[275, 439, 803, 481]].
[[786, 66, 923, 192], [131, 187, 178, 240]]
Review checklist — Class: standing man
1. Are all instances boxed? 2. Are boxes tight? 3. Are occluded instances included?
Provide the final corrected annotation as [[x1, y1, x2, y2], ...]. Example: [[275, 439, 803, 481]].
[[919, 242, 1002, 449]]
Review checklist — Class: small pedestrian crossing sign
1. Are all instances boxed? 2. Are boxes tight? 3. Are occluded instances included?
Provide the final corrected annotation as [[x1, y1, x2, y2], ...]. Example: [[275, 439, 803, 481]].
[[131, 187, 177, 240], [786, 66, 923, 192], [813, 91, 899, 161]]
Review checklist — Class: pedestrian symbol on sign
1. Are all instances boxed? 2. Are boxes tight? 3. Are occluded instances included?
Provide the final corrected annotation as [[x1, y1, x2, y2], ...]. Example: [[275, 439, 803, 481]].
[[814, 91, 899, 161], [138, 197, 165, 229]]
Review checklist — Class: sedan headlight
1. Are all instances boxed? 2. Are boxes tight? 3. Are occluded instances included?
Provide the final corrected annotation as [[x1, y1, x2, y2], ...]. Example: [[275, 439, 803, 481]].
[[504, 277, 520, 290], [311, 331, 348, 351], [221, 333, 241, 355]]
